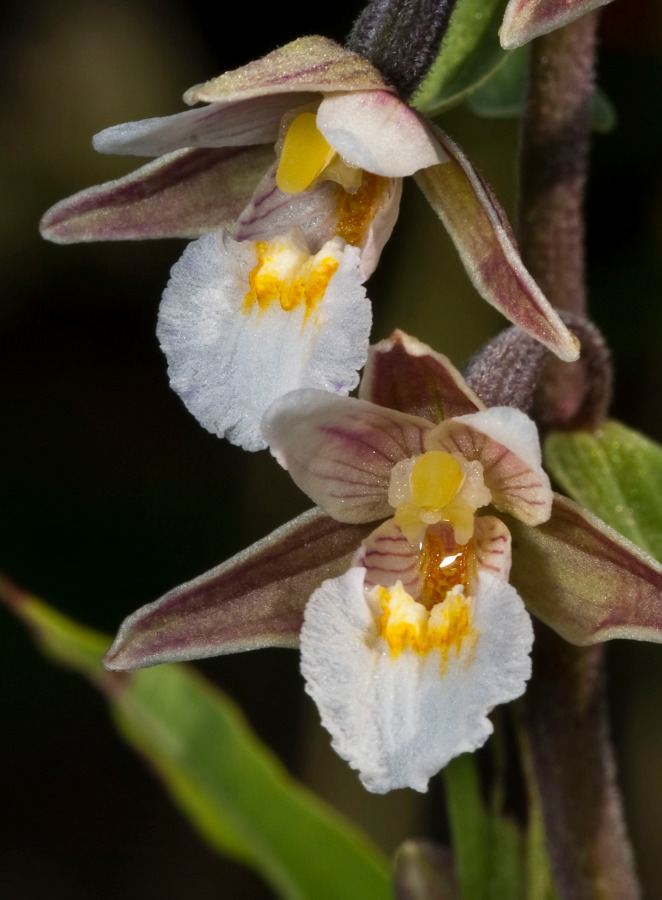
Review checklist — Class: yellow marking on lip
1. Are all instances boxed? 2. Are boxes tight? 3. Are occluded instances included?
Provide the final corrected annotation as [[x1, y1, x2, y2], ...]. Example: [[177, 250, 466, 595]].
[[243, 240, 339, 319], [376, 576, 476, 667]]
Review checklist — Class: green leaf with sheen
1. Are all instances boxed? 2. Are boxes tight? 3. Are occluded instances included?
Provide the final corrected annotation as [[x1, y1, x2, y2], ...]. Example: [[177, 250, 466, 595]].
[[466, 47, 616, 133], [413, 0, 511, 116], [0, 577, 391, 900], [545, 420, 662, 563]]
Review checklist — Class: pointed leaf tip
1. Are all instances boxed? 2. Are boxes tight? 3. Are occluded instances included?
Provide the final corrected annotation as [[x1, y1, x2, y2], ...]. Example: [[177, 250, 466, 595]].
[[500, 0, 613, 50]]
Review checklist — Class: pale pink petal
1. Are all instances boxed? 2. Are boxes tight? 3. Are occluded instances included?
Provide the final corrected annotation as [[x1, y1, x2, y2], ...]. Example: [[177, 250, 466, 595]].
[[234, 163, 341, 247], [40, 146, 272, 243], [317, 91, 448, 176], [93, 93, 307, 157], [184, 36, 387, 105], [262, 391, 433, 523], [429, 407, 552, 525], [357, 516, 511, 598], [104, 508, 372, 670], [359, 330, 484, 421], [301, 567, 533, 793], [474, 515, 512, 580], [500, 0, 612, 49], [355, 519, 423, 596], [415, 127, 580, 362]]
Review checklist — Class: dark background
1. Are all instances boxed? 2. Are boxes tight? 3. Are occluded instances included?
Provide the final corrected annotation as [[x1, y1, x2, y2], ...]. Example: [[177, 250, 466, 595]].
[[1, 0, 662, 896]]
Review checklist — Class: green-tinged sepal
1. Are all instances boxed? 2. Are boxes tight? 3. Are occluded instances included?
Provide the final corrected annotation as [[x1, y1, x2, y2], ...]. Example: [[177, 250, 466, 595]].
[[105, 508, 372, 671], [508, 494, 662, 645], [39, 147, 273, 243], [499, 0, 614, 50], [414, 129, 580, 362]]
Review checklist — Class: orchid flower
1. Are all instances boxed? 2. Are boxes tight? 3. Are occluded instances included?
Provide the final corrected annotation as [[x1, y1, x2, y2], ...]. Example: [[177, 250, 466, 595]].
[[260, 385, 551, 792], [41, 36, 578, 450], [104, 331, 662, 792]]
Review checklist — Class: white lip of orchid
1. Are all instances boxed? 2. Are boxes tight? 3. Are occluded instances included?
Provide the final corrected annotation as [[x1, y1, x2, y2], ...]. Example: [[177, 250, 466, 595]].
[[387, 449, 492, 546]]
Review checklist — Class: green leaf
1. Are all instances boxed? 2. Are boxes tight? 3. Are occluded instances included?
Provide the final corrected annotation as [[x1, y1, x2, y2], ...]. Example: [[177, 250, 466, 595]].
[[466, 47, 617, 133], [465, 47, 528, 118], [0, 579, 391, 900], [442, 753, 526, 900], [545, 420, 662, 564], [413, 0, 511, 116]]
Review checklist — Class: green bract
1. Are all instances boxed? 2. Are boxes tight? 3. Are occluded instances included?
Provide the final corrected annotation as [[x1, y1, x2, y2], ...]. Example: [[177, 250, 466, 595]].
[[413, 0, 510, 116]]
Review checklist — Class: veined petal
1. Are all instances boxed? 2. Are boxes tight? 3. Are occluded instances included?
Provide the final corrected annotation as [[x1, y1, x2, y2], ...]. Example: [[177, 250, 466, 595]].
[[500, 0, 612, 49], [40, 146, 273, 243], [235, 164, 402, 280], [356, 516, 511, 599], [301, 567, 533, 793], [415, 127, 580, 362], [93, 94, 307, 157], [359, 330, 484, 422], [262, 391, 432, 522], [474, 515, 512, 580], [508, 495, 662, 645], [317, 92, 448, 177], [157, 230, 370, 452], [184, 36, 387, 105], [428, 407, 552, 525], [356, 519, 424, 596], [104, 508, 372, 671], [235, 163, 336, 242]]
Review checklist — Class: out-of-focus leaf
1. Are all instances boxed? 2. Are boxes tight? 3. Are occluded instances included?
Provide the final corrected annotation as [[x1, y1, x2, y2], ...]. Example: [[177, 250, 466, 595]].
[[413, 0, 510, 116], [394, 839, 458, 899], [465, 47, 528, 117], [517, 724, 559, 900], [466, 47, 616, 132], [0, 578, 391, 900], [442, 753, 526, 900], [545, 420, 662, 563]]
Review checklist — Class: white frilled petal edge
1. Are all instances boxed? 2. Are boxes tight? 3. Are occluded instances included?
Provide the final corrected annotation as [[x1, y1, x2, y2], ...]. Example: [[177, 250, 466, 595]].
[[301, 567, 534, 793], [157, 229, 370, 451]]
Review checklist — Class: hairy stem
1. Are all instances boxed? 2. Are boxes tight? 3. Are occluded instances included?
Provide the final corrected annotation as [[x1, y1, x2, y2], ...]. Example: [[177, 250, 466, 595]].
[[519, 14, 639, 899], [523, 634, 639, 899], [519, 13, 597, 313]]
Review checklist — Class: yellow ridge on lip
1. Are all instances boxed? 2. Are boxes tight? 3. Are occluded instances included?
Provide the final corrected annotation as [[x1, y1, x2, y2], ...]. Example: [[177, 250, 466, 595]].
[[243, 240, 339, 320]]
